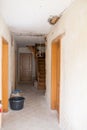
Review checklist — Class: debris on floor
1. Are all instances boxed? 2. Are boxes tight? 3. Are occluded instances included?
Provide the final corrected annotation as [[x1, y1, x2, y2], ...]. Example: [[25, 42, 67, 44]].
[[3, 85, 59, 130], [10, 89, 24, 97]]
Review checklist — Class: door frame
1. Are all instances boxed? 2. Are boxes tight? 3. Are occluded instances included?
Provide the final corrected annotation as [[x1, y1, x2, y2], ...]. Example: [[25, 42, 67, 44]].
[[51, 33, 64, 121], [2, 37, 8, 112]]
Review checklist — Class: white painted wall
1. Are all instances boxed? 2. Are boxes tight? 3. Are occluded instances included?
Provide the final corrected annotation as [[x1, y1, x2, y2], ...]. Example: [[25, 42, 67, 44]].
[[46, 0, 87, 130], [0, 15, 11, 100], [0, 15, 15, 100]]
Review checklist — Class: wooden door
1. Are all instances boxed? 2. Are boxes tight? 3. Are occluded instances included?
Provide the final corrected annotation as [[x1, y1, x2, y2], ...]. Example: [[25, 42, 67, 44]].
[[2, 37, 8, 112], [51, 38, 60, 120], [20, 53, 32, 82]]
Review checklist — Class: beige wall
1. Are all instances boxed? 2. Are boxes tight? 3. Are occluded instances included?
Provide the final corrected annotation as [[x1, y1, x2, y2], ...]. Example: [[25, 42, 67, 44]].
[[46, 0, 87, 130], [0, 15, 15, 100]]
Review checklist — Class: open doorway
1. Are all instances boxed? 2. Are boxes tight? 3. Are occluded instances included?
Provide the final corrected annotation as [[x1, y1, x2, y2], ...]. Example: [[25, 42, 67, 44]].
[[51, 34, 64, 121], [2, 37, 8, 112]]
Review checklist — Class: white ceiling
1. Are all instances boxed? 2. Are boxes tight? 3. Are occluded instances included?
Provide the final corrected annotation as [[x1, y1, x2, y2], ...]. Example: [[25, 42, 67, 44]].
[[0, 0, 73, 45], [0, 0, 73, 46]]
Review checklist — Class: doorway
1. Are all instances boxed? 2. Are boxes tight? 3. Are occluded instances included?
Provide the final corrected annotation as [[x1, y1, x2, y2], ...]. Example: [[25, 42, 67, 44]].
[[19, 53, 32, 83], [2, 37, 8, 112], [51, 34, 64, 122]]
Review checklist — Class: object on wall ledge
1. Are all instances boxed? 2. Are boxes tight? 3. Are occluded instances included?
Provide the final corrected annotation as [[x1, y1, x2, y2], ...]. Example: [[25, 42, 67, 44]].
[[35, 44, 45, 57]]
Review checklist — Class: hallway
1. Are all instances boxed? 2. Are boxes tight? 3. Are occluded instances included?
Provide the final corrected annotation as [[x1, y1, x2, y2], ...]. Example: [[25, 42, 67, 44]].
[[2, 85, 60, 130]]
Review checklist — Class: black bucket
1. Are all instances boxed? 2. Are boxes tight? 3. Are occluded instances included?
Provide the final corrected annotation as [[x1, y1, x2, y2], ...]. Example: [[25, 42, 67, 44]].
[[9, 97, 25, 110]]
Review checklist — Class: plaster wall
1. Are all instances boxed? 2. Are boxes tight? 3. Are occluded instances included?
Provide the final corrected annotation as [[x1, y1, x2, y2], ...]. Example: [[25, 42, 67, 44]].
[[0, 15, 15, 99], [46, 0, 87, 129]]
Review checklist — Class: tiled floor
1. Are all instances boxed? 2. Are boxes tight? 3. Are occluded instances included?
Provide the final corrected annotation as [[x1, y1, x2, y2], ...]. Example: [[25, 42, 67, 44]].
[[2, 85, 60, 130]]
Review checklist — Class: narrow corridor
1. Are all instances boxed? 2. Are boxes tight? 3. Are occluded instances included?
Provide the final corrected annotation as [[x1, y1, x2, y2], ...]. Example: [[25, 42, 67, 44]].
[[2, 85, 60, 130]]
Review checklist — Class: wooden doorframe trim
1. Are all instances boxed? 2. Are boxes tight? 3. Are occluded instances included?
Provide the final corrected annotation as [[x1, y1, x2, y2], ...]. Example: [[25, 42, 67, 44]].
[[51, 33, 65, 110], [2, 37, 9, 112]]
